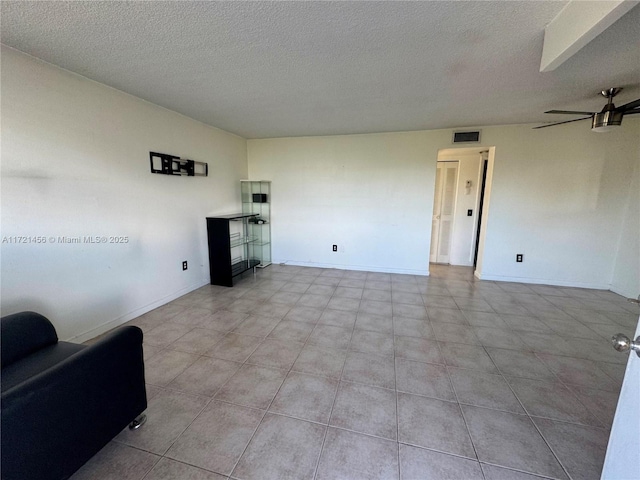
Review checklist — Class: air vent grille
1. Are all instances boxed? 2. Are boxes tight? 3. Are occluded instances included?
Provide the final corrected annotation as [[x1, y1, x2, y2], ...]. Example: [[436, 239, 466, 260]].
[[452, 131, 481, 143]]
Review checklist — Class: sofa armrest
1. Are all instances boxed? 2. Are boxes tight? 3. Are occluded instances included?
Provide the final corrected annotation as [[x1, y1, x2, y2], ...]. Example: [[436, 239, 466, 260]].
[[1, 311, 58, 368], [1, 326, 147, 480]]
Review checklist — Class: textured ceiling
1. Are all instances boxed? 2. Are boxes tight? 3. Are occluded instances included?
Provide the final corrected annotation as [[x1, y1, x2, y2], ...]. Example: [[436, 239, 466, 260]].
[[2, 1, 639, 138]]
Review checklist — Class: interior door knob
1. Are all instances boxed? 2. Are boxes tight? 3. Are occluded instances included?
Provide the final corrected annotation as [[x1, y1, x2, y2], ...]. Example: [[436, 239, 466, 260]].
[[611, 333, 640, 357]]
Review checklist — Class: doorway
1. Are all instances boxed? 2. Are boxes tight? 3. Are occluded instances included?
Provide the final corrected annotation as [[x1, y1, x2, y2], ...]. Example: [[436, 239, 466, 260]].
[[431, 147, 495, 273], [430, 161, 459, 264]]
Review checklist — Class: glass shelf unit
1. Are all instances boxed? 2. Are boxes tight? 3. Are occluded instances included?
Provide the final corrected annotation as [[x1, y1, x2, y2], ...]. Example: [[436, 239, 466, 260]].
[[229, 233, 258, 248], [241, 180, 271, 268], [206, 213, 260, 287]]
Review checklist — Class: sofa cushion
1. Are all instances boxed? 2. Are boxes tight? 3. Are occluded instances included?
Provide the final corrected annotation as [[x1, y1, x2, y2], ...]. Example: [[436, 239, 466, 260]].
[[1, 341, 85, 392], [1, 311, 58, 368]]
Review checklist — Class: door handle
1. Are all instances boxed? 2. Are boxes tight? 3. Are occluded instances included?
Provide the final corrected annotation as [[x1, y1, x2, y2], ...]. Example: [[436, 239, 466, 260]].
[[612, 333, 640, 358]]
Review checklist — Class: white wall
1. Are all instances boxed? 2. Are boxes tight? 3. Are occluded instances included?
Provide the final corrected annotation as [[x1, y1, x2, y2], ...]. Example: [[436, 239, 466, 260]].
[[2, 48, 637, 343], [248, 131, 451, 275], [436, 149, 483, 266], [248, 119, 639, 291], [610, 149, 640, 299], [479, 121, 639, 289], [1, 47, 247, 341]]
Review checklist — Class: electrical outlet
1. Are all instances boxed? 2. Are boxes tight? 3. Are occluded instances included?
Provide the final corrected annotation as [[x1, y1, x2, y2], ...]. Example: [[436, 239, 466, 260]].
[[332, 245, 337, 252], [516, 254, 523, 263], [182, 261, 188, 270]]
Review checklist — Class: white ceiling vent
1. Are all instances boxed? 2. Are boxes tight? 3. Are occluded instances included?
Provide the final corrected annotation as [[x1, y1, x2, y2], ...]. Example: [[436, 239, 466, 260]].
[[452, 130, 481, 144]]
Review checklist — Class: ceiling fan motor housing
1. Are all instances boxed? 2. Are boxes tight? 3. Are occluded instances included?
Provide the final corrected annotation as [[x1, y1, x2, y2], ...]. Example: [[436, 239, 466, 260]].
[[592, 103, 623, 131]]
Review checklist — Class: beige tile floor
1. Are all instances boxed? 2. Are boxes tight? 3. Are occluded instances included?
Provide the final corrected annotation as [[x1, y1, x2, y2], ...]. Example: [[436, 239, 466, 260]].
[[72, 264, 637, 480]]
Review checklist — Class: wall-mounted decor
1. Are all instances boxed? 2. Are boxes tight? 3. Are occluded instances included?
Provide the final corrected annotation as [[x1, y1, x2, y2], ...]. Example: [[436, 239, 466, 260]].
[[149, 151, 208, 176]]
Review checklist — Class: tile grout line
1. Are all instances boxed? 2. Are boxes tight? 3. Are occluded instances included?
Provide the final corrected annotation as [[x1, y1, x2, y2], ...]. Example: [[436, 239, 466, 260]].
[[446, 346, 484, 475], [311, 284, 362, 480], [393, 313, 402, 480], [223, 281, 305, 479], [151, 275, 283, 478], [127, 265, 626, 480], [495, 346, 573, 480], [222, 272, 367, 478]]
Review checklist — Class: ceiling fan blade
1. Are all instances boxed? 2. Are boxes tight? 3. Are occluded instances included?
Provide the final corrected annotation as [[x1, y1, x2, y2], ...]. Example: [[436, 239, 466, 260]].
[[624, 108, 640, 115], [544, 109, 596, 115], [533, 116, 592, 129], [617, 98, 640, 111]]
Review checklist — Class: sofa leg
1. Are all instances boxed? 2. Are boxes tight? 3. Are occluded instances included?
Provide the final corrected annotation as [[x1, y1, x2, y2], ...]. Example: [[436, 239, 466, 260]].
[[128, 414, 147, 430]]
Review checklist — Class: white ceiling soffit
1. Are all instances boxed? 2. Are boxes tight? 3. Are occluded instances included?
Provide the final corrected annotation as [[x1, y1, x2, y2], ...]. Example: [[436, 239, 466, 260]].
[[2, 1, 639, 139], [540, 0, 639, 72]]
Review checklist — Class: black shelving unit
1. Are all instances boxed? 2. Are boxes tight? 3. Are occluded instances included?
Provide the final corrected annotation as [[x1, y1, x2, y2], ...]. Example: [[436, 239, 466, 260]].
[[206, 213, 259, 287]]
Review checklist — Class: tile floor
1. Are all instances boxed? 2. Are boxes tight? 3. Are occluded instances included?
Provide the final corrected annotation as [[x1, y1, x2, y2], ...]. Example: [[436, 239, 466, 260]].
[[72, 264, 637, 480]]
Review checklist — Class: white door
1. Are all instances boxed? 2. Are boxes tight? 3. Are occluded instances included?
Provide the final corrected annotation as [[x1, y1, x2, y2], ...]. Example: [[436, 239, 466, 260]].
[[601, 308, 640, 479], [430, 161, 459, 264]]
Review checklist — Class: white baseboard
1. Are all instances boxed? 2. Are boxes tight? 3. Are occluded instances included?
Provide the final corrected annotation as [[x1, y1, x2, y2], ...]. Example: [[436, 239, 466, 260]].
[[273, 259, 429, 277], [474, 272, 610, 290], [67, 279, 209, 343]]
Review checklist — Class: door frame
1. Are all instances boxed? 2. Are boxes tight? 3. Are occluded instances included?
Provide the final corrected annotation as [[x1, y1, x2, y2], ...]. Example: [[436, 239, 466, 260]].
[[473, 151, 490, 269], [432, 147, 495, 271]]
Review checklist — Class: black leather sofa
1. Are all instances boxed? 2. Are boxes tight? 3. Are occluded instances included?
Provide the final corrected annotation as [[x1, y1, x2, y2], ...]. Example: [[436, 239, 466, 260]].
[[1, 311, 147, 480]]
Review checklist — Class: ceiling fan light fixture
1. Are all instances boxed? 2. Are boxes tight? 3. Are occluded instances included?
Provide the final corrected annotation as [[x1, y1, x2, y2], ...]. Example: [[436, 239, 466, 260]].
[[591, 110, 623, 132]]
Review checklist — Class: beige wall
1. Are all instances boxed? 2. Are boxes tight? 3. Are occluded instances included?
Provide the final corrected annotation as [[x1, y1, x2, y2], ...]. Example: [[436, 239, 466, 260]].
[[248, 131, 446, 275], [611, 150, 640, 298], [248, 119, 640, 295], [1, 47, 248, 340], [2, 46, 638, 345]]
